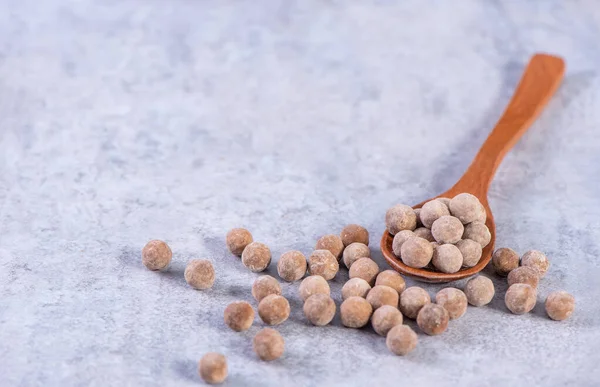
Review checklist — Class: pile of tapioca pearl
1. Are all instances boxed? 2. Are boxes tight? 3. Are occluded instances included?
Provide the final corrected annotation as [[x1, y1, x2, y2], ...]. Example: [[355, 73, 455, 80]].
[[386, 193, 491, 273], [492, 247, 574, 318], [140, 219, 575, 384]]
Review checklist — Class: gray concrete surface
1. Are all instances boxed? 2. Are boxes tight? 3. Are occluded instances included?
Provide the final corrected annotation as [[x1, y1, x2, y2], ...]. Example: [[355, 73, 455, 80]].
[[1, 1, 600, 386]]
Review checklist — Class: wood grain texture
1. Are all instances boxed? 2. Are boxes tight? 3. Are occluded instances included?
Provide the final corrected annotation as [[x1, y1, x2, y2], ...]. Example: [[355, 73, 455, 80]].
[[382, 53, 565, 283]]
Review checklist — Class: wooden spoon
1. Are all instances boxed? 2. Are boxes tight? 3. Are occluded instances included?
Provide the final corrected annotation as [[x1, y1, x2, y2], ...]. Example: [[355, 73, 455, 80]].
[[381, 53, 565, 283]]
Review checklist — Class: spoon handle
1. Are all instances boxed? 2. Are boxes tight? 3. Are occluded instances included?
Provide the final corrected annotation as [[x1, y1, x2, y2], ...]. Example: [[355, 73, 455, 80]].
[[449, 53, 565, 199]]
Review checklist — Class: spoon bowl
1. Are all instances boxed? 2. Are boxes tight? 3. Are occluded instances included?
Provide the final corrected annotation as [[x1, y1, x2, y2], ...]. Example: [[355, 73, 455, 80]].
[[381, 53, 565, 283]]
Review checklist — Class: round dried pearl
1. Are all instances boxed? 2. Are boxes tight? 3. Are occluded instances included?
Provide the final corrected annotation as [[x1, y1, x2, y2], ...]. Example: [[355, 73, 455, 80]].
[[315, 234, 344, 261], [277, 250, 307, 282], [545, 291, 575, 321], [142, 240, 172, 271], [366, 285, 399, 310], [414, 208, 423, 227], [464, 276, 495, 306], [226, 228, 253, 256], [417, 303, 449, 336], [371, 305, 403, 336], [385, 204, 417, 235], [432, 244, 463, 273], [184, 259, 215, 290], [449, 193, 486, 224], [308, 250, 339, 280], [299, 275, 330, 301], [400, 237, 433, 268], [492, 247, 519, 276], [437, 197, 451, 207], [375, 270, 406, 295], [340, 224, 369, 246], [463, 221, 491, 248], [435, 288, 468, 320], [241, 242, 271, 272], [199, 353, 227, 384], [343, 242, 371, 269], [521, 250, 550, 278], [420, 200, 450, 228], [258, 295, 290, 325], [386, 325, 417, 356], [431, 216, 464, 244], [224, 301, 255, 332], [252, 275, 282, 302], [507, 266, 539, 288], [392, 230, 414, 257], [456, 239, 482, 268], [303, 294, 336, 326], [400, 287, 431, 319], [340, 296, 373, 328], [414, 227, 435, 242], [349, 258, 380, 285], [342, 278, 372, 300], [505, 284, 537, 315], [253, 328, 284, 361]]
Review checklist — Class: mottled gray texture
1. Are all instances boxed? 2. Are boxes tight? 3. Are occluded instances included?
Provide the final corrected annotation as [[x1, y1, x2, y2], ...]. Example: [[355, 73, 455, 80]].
[[1, 0, 600, 386]]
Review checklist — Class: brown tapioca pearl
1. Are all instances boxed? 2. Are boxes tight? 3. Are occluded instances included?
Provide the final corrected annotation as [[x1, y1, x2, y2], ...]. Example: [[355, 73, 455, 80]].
[[315, 234, 344, 261], [348, 257, 380, 285], [392, 230, 414, 257], [464, 276, 495, 307], [414, 227, 435, 242], [340, 224, 369, 246], [366, 285, 399, 310], [342, 242, 371, 269], [435, 288, 468, 320], [277, 250, 307, 282], [449, 193, 486, 224], [184, 259, 215, 290], [400, 287, 431, 319], [299, 275, 330, 301], [385, 204, 417, 235], [224, 301, 255, 332], [463, 221, 491, 248], [241, 242, 271, 272], [507, 266, 539, 288], [456, 239, 482, 268], [252, 275, 282, 302], [340, 296, 373, 328], [437, 197, 451, 207], [417, 303, 449, 336], [341, 278, 372, 300], [226, 228, 253, 256], [386, 325, 418, 356], [520, 250, 550, 278], [371, 305, 403, 337], [258, 294, 290, 325], [545, 291, 575, 321], [419, 199, 450, 228], [505, 283, 537, 315], [492, 247, 519, 276], [303, 294, 336, 326], [253, 328, 284, 361], [431, 244, 463, 274], [375, 270, 406, 295], [308, 249, 339, 280], [199, 353, 227, 384], [431, 215, 464, 244], [400, 237, 433, 268], [142, 240, 172, 271], [414, 208, 423, 228]]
